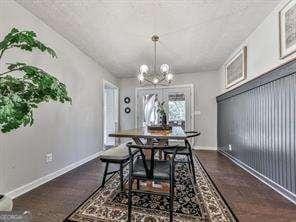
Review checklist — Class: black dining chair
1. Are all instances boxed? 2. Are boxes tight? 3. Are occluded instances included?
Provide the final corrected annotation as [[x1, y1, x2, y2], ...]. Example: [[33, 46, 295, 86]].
[[126, 142, 181, 222], [163, 131, 201, 184], [100, 142, 138, 191]]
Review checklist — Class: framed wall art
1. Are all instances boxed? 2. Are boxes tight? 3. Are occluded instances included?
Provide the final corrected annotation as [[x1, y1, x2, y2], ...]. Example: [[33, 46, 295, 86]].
[[125, 107, 131, 114], [225, 46, 247, 88], [279, 0, 296, 59], [124, 97, 130, 104]]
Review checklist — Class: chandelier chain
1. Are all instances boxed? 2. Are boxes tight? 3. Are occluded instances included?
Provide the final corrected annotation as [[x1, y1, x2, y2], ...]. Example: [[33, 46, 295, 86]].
[[154, 38, 156, 75]]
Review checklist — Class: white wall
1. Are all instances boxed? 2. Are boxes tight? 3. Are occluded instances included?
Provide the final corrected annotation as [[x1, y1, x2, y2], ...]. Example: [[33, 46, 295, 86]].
[[119, 71, 219, 149], [218, 0, 296, 94], [0, 1, 118, 195]]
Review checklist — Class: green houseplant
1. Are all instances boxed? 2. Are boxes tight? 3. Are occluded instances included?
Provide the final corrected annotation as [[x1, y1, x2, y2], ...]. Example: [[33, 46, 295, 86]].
[[0, 28, 71, 133], [157, 101, 167, 126]]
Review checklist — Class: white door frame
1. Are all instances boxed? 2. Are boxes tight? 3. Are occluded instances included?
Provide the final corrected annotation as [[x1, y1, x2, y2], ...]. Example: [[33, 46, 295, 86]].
[[135, 84, 194, 130], [103, 79, 119, 148]]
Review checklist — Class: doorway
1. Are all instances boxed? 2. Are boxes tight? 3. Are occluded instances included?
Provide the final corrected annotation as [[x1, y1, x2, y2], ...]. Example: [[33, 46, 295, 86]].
[[135, 84, 194, 130], [103, 80, 119, 148]]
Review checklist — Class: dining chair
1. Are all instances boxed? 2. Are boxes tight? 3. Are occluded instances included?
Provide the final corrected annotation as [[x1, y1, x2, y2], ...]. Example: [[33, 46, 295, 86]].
[[126, 142, 181, 222], [163, 131, 201, 184], [99, 142, 138, 191]]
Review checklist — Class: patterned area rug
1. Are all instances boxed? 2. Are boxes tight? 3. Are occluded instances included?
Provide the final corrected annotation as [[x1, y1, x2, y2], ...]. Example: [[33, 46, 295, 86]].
[[65, 155, 236, 222]]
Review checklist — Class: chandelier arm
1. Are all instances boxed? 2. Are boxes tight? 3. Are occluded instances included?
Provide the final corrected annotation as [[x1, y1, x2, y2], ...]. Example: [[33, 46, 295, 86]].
[[144, 78, 154, 84], [159, 76, 166, 83]]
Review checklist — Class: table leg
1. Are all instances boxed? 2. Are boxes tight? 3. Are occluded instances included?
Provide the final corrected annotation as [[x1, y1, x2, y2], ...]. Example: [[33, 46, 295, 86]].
[[132, 137, 143, 145]]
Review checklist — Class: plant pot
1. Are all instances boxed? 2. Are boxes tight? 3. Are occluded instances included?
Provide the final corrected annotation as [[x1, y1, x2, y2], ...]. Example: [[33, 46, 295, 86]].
[[0, 195, 13, 211]]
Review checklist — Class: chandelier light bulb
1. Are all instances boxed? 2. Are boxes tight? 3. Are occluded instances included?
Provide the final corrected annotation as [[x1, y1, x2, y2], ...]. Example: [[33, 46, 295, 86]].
[[140, 64, 149, 74], [166, 73, 174, 82], [160, 64, 169, 74], [138, 73, 144, 82], [153, 78, 159, 84]]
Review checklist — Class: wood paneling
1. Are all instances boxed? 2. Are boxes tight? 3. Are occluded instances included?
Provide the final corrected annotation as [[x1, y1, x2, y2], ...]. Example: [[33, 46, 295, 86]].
[[217, 59, 296, 200]]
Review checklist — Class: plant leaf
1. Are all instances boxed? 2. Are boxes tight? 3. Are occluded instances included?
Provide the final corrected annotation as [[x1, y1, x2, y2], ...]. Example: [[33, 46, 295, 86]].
[[0, 28, 57, 58], [0, 28, 71, 133]]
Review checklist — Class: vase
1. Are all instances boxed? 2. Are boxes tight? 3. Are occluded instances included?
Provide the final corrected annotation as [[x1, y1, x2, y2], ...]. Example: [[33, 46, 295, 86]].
[[161, 113, 167, 126]]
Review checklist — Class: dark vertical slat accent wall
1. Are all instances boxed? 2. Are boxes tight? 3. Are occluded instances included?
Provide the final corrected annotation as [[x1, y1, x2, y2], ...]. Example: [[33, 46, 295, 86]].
[[217, 59, 296, 196]]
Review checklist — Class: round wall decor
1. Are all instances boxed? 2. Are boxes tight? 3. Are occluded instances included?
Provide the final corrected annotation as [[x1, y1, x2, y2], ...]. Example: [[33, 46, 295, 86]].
[[125, 107, 131, 114], [124, 97, 130, 104]]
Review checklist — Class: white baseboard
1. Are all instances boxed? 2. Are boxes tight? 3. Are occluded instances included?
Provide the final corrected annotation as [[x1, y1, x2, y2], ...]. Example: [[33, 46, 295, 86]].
[[219, 149, 296, 205], [193, 146, 217, 150], [6, 151, 102, 199]]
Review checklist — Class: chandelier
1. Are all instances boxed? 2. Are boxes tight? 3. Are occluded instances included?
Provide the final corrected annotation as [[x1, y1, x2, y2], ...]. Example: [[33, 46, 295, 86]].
[[137, 35, 173, 86]]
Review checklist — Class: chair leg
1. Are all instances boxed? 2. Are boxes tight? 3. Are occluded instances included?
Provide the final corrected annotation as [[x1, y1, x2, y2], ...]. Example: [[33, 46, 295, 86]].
[[119, 163, 124, 191], [186, 155, 192, 173], [101, 162, 109, 187], [164, 153, 167, 160], [127, 156, 134, 222], [158, 149, 163, 160], [136, 179, 140, 190], [127, 177, 133, 222], [170, 168, 174, 222], [189, 153, 197, 184]]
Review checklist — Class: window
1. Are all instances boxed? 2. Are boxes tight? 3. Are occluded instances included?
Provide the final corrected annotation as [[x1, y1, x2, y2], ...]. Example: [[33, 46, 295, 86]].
[[168, 93, 186, 129]]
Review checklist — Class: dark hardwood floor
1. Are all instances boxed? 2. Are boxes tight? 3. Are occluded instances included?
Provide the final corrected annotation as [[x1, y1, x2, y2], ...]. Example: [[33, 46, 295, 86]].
[[13, 151, 296, 222], [13, 159, 109, 222], [196, 151, 296, 222]]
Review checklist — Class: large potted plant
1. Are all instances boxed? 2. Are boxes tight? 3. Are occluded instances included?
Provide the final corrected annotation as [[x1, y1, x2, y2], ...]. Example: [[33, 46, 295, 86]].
[[0, 28, 71, 132], [0, 28, 71, 209]]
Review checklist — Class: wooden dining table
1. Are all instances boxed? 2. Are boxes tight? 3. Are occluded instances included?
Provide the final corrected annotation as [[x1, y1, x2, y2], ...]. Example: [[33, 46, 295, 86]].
[[109, 126, 187, 145], [109, 126, 187, 190]]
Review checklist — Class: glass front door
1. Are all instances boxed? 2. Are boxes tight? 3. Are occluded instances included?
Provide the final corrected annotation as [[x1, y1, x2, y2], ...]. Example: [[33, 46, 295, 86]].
[[136, 86, 193, 130], [167, 93, 186, 129]]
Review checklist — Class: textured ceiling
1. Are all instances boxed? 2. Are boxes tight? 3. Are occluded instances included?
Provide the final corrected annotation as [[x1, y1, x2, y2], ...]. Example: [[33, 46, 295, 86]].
[[16, 0, 280, 78]]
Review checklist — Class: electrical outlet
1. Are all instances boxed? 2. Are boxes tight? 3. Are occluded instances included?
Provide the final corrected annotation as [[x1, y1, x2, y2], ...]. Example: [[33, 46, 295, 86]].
[[228, 144, 232, 151], [194, 110, 201, 115], [46, 153, 53, 163]]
